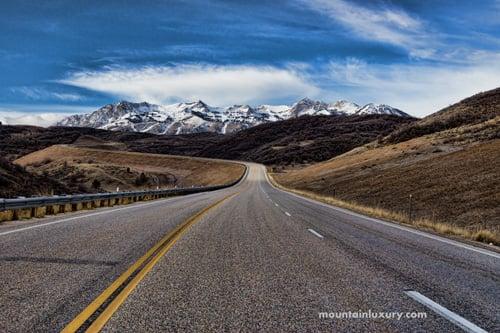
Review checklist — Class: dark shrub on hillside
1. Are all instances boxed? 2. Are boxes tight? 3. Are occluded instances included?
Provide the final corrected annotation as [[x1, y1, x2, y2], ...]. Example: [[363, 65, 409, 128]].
[[385, 88, 500, 144], [197, 114, 415, 165]]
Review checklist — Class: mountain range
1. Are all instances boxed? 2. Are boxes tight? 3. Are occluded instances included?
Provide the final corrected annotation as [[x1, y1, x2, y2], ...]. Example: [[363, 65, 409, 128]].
[[57, 98, 410, 134]]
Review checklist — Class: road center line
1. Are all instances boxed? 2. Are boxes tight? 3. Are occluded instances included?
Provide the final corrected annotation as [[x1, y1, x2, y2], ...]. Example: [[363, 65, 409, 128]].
[[405, 291, 487, 333], [274, 203, 279, 207], [285, 212, 291, 217], [63, 192, 238, 332], [308, 228, 324, 239]]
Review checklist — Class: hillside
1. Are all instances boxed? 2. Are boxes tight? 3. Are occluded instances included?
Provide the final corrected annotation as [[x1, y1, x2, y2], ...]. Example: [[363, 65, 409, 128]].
[[196, 114, 415, 165], [385, 88, 500, 144], [14, 145, 245, 194], [273, 88, 500, 244], [0, 125, 159, 161], [0, 157, 70, 198]]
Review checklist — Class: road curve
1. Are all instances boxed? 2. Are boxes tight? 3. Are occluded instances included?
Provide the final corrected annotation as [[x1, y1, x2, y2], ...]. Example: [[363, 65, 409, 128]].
[[0, 163, 498, 332]]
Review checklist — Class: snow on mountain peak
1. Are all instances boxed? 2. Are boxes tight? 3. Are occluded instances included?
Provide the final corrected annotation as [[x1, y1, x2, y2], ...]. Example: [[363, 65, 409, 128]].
[[330, 100, 360, 114], [289, 98, 330, 117], [356, 103, 409, 117], [57, 98, 410, 135]]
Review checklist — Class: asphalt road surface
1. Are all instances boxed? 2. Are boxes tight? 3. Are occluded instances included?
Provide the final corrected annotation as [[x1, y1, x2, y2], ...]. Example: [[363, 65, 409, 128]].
[[0, 163, 498, 332]]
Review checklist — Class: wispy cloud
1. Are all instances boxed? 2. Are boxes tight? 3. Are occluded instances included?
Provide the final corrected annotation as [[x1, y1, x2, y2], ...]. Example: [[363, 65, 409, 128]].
[[60, 64, 319, 106], [326, 53, 500, 116], [302, 0, 434, 58], [92, 44, 235, 64], [10, 86, 84, 102]]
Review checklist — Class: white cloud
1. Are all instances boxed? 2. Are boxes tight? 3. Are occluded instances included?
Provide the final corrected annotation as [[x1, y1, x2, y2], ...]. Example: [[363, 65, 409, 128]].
[[60, 64, 319, 106], [326, 54, 500, 117], [0, 111, 66, 127], [302, 0, 434, 58], [0, 105, 96, 127]]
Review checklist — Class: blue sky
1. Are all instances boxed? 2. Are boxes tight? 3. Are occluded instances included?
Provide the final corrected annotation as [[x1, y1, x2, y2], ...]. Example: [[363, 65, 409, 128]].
[[0, 0, 499, 124]]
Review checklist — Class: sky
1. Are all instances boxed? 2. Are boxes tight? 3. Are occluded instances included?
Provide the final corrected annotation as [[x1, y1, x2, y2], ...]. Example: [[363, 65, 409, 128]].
[[0, 0, 499, 125]]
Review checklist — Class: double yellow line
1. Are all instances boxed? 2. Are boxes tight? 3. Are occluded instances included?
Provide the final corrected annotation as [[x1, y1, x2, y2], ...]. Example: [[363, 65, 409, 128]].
[[63, 193, 237, 332]]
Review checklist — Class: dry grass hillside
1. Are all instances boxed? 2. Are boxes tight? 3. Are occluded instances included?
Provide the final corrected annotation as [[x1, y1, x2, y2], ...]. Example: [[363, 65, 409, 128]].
[[274, 91, 500, 245], [15, 145, 244, 194], [385, 88, 499, 144], [0, 157, 70, 198]]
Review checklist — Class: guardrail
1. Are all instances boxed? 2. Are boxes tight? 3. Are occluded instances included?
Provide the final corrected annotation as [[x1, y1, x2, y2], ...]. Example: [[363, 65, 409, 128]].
[[1, 186, 217, 211], [0, 164, 247, 221]]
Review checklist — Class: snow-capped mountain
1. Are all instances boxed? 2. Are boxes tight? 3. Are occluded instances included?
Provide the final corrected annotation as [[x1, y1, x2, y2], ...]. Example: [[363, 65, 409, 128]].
[[57, 99, 410, 135], [356, 103, 409, 117], [288, 98, 360, 117]]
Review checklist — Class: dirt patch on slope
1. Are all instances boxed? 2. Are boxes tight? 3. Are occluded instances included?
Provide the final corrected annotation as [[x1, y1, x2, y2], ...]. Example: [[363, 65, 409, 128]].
[[15, 145, 244, 193]]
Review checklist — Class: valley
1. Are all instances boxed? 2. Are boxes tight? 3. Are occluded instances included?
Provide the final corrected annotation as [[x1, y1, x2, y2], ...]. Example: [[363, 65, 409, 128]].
[[1, 88, 499, 245]]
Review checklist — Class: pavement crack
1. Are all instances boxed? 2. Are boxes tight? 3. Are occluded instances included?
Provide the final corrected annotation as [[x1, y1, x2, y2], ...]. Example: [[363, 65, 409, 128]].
[[0, 256, 119, 266]]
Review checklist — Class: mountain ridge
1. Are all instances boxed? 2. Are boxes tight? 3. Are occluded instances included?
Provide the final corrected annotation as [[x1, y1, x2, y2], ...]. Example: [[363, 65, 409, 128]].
[[57, 98, 411, 135]]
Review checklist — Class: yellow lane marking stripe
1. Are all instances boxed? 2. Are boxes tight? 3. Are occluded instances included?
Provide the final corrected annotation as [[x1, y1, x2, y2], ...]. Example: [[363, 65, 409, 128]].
[[62, 193, 238, 333]]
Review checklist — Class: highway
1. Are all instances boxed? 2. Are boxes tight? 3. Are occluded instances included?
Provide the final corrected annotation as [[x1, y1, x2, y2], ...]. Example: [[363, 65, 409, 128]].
[[0, 163, 498, 332]]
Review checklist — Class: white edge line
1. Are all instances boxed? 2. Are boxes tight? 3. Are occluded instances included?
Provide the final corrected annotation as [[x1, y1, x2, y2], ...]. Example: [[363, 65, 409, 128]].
[[285, 212, 291, 217], [308, 228, 324, 239], [0, 200, 169, 236], [264, 168, 500, 260], [405, 291, 487, 333]]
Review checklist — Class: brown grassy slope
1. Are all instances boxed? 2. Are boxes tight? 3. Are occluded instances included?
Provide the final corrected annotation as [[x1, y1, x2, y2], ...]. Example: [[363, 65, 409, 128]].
[[0, 157, 70, 198], [274, 118, 500, 238], [385, 87, 500, 144], [15, 145, 244, 193]]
